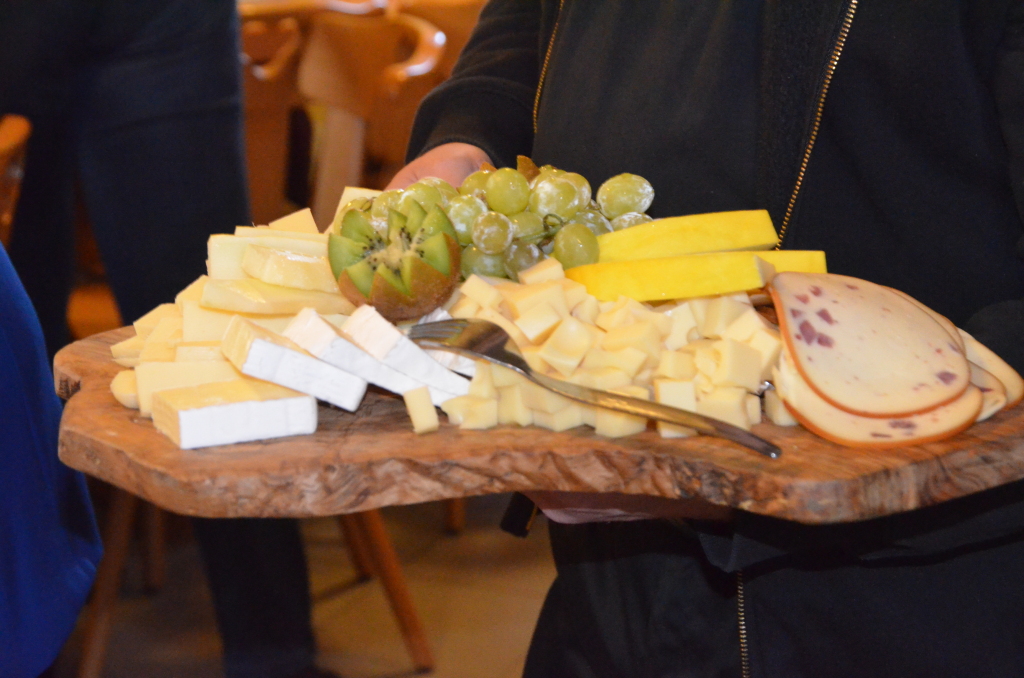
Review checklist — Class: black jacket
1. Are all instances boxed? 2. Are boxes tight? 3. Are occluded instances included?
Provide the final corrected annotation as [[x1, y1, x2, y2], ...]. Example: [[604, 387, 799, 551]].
[[408, 2, 1024, 676]]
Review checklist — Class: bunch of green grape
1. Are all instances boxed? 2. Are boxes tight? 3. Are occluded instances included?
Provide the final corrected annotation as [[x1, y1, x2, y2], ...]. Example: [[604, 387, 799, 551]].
[[340, 163, 655, 282]]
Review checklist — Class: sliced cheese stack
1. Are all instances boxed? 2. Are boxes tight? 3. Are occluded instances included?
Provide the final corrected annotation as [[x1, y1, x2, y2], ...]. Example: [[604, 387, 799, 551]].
[[152, 379, 317, 449], [221, 316, 367, 412], [768, 272, 1021, 447]]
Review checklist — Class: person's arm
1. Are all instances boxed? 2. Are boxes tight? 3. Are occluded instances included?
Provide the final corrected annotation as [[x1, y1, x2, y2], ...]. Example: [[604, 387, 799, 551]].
[[404, 0, 543, 170]]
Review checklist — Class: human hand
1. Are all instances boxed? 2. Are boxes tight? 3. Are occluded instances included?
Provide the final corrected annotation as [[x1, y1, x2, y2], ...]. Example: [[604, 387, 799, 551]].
[[386, 143, 492, 191], [525, 490, 733, 524]]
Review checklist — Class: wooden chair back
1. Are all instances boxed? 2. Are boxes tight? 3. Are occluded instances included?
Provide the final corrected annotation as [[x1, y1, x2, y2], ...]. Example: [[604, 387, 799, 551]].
[[393, 0, 485, 80], [0, 114, 31, 249]]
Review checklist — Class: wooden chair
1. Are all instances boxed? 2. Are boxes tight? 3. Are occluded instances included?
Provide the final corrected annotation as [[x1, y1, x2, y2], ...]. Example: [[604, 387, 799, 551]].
[[390, 0, 486, 81], [0, 114, 31, 249], [297, 6, 445, 223]]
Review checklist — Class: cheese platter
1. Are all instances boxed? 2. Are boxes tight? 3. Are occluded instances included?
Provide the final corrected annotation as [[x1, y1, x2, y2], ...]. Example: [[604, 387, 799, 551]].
[[52, 168, 1024, 525]]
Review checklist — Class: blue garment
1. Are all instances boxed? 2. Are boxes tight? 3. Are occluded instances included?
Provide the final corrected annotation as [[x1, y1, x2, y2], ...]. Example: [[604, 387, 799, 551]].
[[0, 244, 102, 677]]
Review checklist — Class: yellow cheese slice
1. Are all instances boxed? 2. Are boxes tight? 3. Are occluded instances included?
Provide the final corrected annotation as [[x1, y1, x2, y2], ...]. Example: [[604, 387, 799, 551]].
[[565, 251, 777, 302], [200, 278, 355, 316], [132, 303, 181, 339], [110, 370, 139, 409], [234, 226, 328, 243], [597, 209, 777, 263], [174, 275, 208, 307], [241, 244, 337, 293], [135, 360, 242, 417], [268, 207, 320, 234]]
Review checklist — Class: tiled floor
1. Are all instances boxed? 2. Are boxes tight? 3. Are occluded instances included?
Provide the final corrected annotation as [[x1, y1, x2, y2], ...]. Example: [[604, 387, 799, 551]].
[[53, 495, 555, 678]]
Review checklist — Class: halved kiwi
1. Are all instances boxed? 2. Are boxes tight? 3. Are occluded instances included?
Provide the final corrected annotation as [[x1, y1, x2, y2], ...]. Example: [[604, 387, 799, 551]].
[[328, 200, 461, 321]]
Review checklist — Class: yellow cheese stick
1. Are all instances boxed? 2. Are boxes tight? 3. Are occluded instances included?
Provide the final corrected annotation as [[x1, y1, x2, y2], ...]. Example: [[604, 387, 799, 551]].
[[597, 210, 777, 263]]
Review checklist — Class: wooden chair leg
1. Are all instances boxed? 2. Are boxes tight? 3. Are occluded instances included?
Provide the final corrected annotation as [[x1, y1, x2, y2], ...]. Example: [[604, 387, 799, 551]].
[[336, 514, 374, 581], [141, 502, 166, 592], [78, 488, 139, 678], [443, 498, 466, 534], [353, 510, 434, 672]]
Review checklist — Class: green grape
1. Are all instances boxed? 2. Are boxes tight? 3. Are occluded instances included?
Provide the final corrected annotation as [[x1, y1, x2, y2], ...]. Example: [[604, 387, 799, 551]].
[[484, 167, 531, 215], [369, 189, 403, 221], [596, 173, 655, 219], [509, 210, 545, 242], [471, 211, 514, 255], [445, 194, 487, 246], [461, 245, 507, 278], [562, 172, 592, 208], [551, 222, 599, 269], [397, 182, 445, 215], [610, 211, 653, 231], [419, 176, 458, 203], [459, 169, 492, 197], [530, 165, 566, 188], [503, 240, 543, 280], [570, 209, 613, 236], [529, 174, 582, 220]]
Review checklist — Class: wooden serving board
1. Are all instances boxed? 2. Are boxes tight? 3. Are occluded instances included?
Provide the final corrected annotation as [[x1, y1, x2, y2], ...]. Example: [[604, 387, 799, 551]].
[[55, 327, 1024, 523]]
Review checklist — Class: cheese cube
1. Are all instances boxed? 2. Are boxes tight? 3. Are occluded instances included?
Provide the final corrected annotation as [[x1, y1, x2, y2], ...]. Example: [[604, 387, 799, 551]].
[[497, 384, 533, 426], [696, 386, 751, 430], [201, 278, 354, 316], [520, 346, 552, 374], [721, 307, 769, 343], [222, 316, 367, 412], [152, 379, 317, 449], [492, 364, 526, 388], [459, 274, 504, 309], [567, 367, 632, 391], [560, 279, 590, 311], [746, 393, 763, 426], [700, 297, 751, 339], [502, 280, 568, 319], [441, 395, 498, 429], [763, 388, 798, 426], [475, 306, 532, 350], [449, 295, 481, 319], [403, 386, 440, 434], [746, 326, 783, 381], [594, 385, 650, 437], [268, 207, 320, 234], [514, 301, 563, 343], [241, 244, 338, 292], [654, 350, 698, 380], [533, 404, 586, 432], [580, 346, 647, 378], [110, 370, 139, 409], [519, 380, 574, 414], [653, 378, 698, 438], [571, 295, 600, 325], [600, 321, 662, 365], [711, 339, 763, 392], [539, 316, 595, 377], [135, 360, 242, 417], [516, 257, 565, 285], [663, 302, 699, 350], [469, 361, 498, 399]]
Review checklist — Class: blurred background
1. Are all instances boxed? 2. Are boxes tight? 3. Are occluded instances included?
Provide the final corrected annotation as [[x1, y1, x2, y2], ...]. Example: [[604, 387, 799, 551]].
[[2, 2, 562, 676]]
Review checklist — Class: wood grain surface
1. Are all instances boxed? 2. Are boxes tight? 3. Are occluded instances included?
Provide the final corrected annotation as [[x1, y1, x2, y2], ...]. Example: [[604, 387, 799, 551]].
[[55, 328, 1024, 523]]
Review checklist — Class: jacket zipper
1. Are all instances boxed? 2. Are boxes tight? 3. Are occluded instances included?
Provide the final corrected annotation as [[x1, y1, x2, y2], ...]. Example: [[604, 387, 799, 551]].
[[533, 0, 567, 134], [737, 570, 751, 678], [776, 0, 859, 248]]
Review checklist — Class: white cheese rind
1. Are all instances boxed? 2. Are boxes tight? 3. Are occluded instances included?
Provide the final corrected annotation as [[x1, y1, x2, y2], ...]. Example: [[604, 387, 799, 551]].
[[342, 306, 470, 397], [152, 379, 317, 449], [222, 316, 367, 412], [284, 309, 457, 406]]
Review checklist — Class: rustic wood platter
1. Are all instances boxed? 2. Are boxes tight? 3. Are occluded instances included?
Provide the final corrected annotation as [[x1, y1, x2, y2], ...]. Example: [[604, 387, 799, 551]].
[[55, 327, 1024, 523]]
